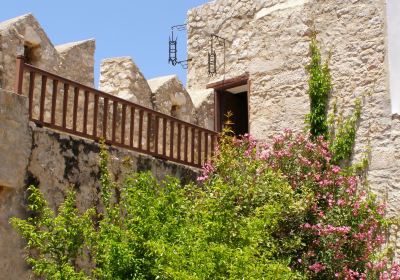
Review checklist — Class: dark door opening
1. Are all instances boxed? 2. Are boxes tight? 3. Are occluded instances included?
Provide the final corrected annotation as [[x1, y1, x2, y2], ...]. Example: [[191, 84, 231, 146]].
[[217, 90, 249, 135]]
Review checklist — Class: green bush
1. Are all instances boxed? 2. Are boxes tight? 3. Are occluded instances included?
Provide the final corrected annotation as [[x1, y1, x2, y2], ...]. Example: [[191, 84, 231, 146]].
[[207, 130, 397, 279], [11, 139, 305, 279], [11, 130, 399, 279]]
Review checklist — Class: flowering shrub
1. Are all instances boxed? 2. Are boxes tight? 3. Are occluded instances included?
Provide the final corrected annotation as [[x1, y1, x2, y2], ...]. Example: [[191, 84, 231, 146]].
[[199, 129, 399, 279], [11, 141, 306, 279], [11, 131, 399, 279]]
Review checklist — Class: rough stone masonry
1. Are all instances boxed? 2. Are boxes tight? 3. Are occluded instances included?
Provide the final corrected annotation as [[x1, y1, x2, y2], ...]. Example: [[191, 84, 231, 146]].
[[186, 0, 400, 255], [0, 13, 198, 279], [0, 0, 400, 278]]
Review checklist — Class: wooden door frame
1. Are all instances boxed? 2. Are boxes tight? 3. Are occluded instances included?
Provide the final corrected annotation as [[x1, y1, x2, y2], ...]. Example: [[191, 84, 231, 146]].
[[206, 74, 250, 132]]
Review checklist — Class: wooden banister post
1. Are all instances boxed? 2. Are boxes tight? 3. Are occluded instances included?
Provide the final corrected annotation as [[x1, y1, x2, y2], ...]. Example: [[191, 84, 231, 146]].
[[14, 55, 25, 95]]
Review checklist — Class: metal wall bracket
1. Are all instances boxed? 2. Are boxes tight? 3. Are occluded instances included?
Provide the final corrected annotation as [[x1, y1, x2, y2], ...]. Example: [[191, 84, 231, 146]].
[[168, 24, 192, 69], [208, 34, 226, 76]]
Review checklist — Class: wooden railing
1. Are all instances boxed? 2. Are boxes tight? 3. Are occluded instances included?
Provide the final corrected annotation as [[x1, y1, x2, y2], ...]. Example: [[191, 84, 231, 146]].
[[14, 56, 217, 168]]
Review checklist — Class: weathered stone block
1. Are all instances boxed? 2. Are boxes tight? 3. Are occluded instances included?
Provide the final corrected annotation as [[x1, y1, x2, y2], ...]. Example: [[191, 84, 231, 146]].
[[99, 57, 152, 108], [0, 90, 31, 189], [148, 75, 196, 124]]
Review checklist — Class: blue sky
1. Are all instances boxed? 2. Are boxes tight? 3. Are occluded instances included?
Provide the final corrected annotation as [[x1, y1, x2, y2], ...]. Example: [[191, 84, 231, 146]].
[[0, 1, 210, 87]]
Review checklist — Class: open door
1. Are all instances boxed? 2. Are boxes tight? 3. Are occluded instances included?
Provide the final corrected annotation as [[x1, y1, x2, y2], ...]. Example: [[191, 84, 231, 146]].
[[217, 90, 248, 135], [208, 75, 249, 136]]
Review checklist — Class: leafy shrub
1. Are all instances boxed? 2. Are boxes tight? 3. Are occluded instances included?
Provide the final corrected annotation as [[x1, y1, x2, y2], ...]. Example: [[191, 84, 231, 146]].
[[10, 186, 94, 279], [305, 29, 363, 167], [200, 129, 399, 279], [12, 139, 305, 279], [12, 130, 400, 279]]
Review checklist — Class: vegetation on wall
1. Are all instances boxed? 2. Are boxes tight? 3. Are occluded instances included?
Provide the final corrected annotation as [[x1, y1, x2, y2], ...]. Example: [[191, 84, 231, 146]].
[[305, 30, 332, 140], [329, 98, 363, 165], [203, 129, 399, 279], [305, 30, 363, 166], [11, 130, 400, 279], [11, 140, 304, 279]]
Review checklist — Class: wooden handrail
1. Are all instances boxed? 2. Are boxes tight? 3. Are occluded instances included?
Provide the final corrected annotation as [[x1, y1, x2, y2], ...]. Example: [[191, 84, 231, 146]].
[[23, 63, 216, 134], [14, 56, 217, 168]]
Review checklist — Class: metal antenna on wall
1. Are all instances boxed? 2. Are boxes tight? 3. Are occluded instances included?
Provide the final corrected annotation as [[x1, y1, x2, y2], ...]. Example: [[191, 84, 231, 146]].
[[168, 24, 192, 69], [208, 34, 226, 76]]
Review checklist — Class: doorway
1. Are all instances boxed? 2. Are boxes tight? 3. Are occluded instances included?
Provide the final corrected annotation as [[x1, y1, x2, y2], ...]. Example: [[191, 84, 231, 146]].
[[217, 89, 248, 135], [207, 74, 250, 136]]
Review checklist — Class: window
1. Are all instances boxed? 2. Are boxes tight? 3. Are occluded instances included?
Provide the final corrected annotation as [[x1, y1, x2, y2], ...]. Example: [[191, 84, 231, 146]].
[[24, 44, 40, 65]]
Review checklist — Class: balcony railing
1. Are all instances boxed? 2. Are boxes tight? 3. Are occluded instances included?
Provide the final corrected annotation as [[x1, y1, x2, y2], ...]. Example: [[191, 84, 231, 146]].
[[14, 56, 217, 168]]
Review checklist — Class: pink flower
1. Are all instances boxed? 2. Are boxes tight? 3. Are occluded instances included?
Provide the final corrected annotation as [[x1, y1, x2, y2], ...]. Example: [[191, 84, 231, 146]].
[[332, 165, 341, 174], [197, 162, 215, 182], [197, 175, 208, 182], [259, 149, 270, 160], [337, 199, 346, 206], [309, 262, 326, 273]]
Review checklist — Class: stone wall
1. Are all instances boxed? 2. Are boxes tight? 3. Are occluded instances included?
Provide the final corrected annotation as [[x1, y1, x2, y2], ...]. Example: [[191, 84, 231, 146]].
[[0, 14, 95, 91], [187, 0, 400, 252], [148, 75, 196, 124], [0, 89, 198, 279], [56, 39, 96, 87], [0, 14, 96, 135], [389, 115, 400, 247], [188, 88, 215, 130], [0, 90, 31, 189], [28, 126, 198, 212], [0, 90, 31, 280], [99, 57, 152, 108], [187, 0, 389, 136], [0, 12, 206, 280], [0, 14, 60, 91]]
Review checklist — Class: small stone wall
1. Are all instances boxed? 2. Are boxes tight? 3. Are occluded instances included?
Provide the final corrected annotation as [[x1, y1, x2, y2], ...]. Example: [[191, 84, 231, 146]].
[[99, 57, 152, 108], [0, 90, 31, 280], [29, 126, 198, 212], [0, 14, 95, 91], [188, 88, 215, 130], [0, 89, 199, 279], [148, 75, 196, 124]]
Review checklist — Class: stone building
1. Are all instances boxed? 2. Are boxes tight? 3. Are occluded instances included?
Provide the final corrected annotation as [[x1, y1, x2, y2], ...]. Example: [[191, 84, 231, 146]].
[[0, 13, 197, 279], [186, 0, 400, 250], [1, 0, 400, 278]]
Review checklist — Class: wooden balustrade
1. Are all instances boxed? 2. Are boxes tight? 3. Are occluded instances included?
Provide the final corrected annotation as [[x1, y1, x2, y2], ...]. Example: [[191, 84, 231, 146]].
[[14, 56, 217, 168]]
